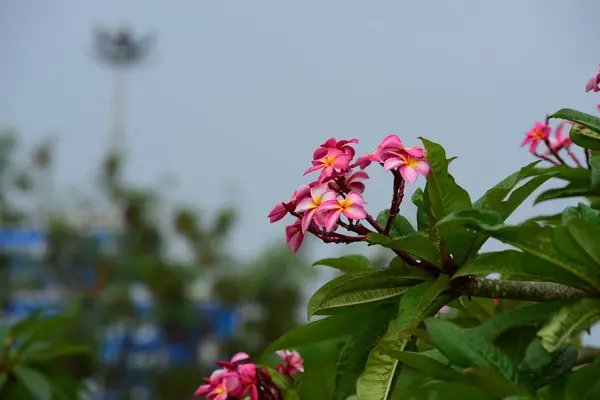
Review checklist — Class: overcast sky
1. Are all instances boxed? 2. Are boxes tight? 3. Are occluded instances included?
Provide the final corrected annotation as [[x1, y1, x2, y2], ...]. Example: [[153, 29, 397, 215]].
[[2, 0, 600, 339]]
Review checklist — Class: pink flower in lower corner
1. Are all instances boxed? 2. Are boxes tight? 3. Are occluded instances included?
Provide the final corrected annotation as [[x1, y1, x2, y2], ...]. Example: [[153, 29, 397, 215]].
[[194, 369, 242, 399], [493, 298, 501, 307], [318, 192, 367, 231], [304, 148, 352, 182], [585, 65, 600, 93], [312, 137, 359, 160], [217, 352, 251, 370], [295, 184, 338, 233], [285, 220, 305, 253], [267, 184, 314, 223], [275, 350, 304, 377], [237, 363, 260, 400], [521, 122, 551, 153]]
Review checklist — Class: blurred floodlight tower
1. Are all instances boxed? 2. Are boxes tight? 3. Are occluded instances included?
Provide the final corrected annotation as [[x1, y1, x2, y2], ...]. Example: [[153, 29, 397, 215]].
[[93, 26, 156, 155]]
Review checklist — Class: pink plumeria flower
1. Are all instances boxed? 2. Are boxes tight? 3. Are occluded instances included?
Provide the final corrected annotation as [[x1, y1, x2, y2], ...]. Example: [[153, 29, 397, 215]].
[[344, 170, 369, 194], [521, 122, 551, 153], [493, 298, 501, 307], [304, 148, 352, 182], [194, 369, 241, 399], [217, 352, 251, 371], [545, 121, 572, 154], [267, 184, 313, 223], [585, 64, 600, 92], [295, 184, 338, 233], [285, 220, 304, 253], [275, 350, 304, 377], [237, 363, 260, 400], [318, 192, 368, 231], [382, 152, 431, 184], [313, 137, 359, 160], [435, 305, 451, 318]]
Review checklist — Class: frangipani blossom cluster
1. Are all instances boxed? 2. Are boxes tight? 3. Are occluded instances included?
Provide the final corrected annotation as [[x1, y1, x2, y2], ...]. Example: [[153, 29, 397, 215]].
[[268, 135, 431, 252], [194, 350, 304, 400], [522, 64, 600, 165]]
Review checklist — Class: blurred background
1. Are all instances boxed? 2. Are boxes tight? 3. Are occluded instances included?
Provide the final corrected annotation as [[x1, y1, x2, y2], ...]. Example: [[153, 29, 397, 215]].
[[2, 1, 600, 399]]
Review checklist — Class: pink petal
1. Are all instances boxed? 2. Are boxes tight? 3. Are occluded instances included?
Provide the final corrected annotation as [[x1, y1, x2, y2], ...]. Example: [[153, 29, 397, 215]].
[[210, 369, 229, 383], [295, 197, 317, 213], [321, 190, 338, 202], [310, 183, 329, 200], [342, 204, 367, 220], [301, 209, 317, 233], [194, 384, 212, 397], [383, 157, 404, 171], [349, 182, 365, 194], [303, 163, 324, 176], [520, 136, 532, 147], [399, 165, 420, 184], [380, 134, 402, 149], [404, 146, 424, 158], [275, 350, 287, 359], [412, 160, 431, 178], [230, 352, 250, 364], [250, 386, 260, 400], [268, 203, 287, 223], [294, 184, 312, 201], [238, 363, 256, 380], [325, 209, 343, 231], [346, 192, 366, 205], [318, 200, 342, 212], [285, 223, 304, 253], [332, 153, 352, 169], [528, 141, 538, 153], [346, 170, 369, 183], [313, 209, 328, 227], [319, 166, 336, 181]]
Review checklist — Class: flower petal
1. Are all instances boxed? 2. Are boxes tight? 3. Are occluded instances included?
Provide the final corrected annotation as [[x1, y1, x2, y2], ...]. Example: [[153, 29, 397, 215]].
[[295, 198, 317, 213], [194, 384, 212, 397], [413, 160, 431, 178], [383, 157, 404, 171], [310, 183, 329, 200], [325, 209, 343, 231], [301, 209, 317, 233], [399, 165, 420, 184], [268, 203, 287, 223], [321, 190, 338, 202], [318, 200, 342, 212], [342, 204, 367, 220], [346, 192, 366, 205]]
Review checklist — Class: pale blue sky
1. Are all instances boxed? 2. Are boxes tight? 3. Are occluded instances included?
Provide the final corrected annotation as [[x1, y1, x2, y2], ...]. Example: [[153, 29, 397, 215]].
[[2, 1, 600, 337]]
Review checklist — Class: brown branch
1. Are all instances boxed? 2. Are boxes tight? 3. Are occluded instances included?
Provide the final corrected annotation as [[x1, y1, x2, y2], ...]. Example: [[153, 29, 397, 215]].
[[462, 278, 590, 302], [576, 347, 600, 366]]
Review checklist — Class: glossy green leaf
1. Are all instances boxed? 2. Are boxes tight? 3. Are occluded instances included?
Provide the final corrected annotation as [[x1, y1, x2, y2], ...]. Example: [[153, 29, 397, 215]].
[[297, 339, 346, 400], [568, 120, 600, 151], [396, 276, 452, 332], [474, 161, 541, 210], [420, 138, 473, 263], [527, 164, 590, 184], [313, 255, 372, 274], [591, 155, 600, 188], [455, 250, 594, 293], [535, 184, 599, 204], [307, 266, 431, 317], [475, 302, 569, 342], [561, 203, 600, 227], [333, 304, 397, 400], [376, 209, 416, 238], [548, 108, 600, 149], [262, 309, 371, 357], [538, 299, 600, 353], [311, 287, 407, 317], [439, 210, 600, 293], [425, 318, 530, 388], [565, 357, 600, 400], [356, 322, 407, 400], [411, 187, 430, 232], [520, 340, 577, 390], [14, 366, 52, 400], [366, 232, 442, 268], [20, 342, 89, 362], [383, 350, 462, 381]]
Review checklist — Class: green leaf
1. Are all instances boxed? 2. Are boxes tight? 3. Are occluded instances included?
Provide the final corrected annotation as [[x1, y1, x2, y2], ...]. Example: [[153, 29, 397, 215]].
[[356, 322, 406, 400], [425, 318, 529, 388], [420, 138, 472, 219], [307, 266, 431, 317], [396, 276, 452, 332], [376, 209, 416, 238], [383, 350, 462, 381], [264, 310, 371, 356], [475, 302, 569, 342], [554, 220, 600, 269], [548, 108, 600, 150], [565, 357, 600, 400], [528, 165, 591, 183], [440, 210, 600, 293], [411, 188, 430, 232], [591, 155, 600, 188], [420, 137, 473, 263], [474, 161, 541, 211], [14, 366, 52, 400], [0, 372, 7, 392], [455, 251, 595, 292], [561, 203, 600, 227], [313, 255, 372, 274], [538, 299, 600, 353], [520, 340, 577, 390], [366, 232, 442, 268], [18, 342, 89, 362], [535, 184, 598, 204], [297, 339, 346, 400], [333, 304, 397, 400]]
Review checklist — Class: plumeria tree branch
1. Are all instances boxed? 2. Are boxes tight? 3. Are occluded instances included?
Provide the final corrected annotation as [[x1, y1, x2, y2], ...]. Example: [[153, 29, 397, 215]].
[[462, 278, 590, 302]]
